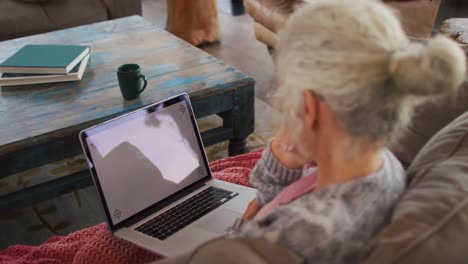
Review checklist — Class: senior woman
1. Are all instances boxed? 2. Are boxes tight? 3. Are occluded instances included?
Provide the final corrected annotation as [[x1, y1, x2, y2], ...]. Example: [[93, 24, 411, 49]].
[[236, 0, 466, 263]]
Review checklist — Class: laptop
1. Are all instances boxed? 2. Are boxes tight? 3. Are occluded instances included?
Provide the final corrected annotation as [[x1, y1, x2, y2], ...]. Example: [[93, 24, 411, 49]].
[[79, 93, 257, 257]]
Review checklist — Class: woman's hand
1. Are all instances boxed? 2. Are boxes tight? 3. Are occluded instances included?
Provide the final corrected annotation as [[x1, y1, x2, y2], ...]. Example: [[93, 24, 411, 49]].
[[243, 199, 262, 220], [271, 123, 311, 169]]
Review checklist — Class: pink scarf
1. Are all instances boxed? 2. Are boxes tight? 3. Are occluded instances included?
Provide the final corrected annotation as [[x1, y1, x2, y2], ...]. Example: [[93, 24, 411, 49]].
[[256, 171, 318, 220]]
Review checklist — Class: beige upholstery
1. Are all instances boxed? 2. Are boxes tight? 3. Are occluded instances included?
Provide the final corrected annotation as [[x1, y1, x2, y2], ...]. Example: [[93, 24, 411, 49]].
[[0, 0, 142, 41], [244, 0, 297, 36], [364, 110, 468, 264], [388, 80, 468, 168], [254, 22, 278, 48], [155, 238, 303, 264]]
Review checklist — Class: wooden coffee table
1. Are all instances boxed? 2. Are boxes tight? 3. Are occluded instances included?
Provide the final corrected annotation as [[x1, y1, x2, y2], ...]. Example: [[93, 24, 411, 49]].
[[0, 16, 255, 212]]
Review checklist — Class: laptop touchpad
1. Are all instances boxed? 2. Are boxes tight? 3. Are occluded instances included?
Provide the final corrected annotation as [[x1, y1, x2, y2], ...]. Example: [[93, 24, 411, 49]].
[[197, 209, 240, 234]]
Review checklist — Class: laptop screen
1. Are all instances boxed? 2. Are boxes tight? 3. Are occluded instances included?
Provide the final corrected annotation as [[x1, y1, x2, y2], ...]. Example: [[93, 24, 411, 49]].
[[83, 98, 208, 225]]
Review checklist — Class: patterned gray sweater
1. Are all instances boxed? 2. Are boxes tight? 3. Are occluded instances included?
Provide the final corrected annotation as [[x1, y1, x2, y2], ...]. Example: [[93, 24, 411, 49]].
[[239, 147, 406, 263]]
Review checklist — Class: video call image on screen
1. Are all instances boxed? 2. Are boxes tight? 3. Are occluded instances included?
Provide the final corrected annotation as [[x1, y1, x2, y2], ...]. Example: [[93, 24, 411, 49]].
[[86, 101, 207, 225]]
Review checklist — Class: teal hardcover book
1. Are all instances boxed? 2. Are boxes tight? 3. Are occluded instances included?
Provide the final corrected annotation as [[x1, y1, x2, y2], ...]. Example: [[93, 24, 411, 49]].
[[0, 54, 90, 87], [0, 44, 90, 74]]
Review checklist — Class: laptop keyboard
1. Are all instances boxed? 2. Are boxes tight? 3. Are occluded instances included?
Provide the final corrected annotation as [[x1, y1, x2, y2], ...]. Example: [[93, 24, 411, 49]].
[[135, 187, 238, 240]]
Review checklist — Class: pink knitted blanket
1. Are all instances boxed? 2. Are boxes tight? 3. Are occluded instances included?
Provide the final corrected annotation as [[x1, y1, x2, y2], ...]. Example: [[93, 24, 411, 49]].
[[0, 150, 262, 264]]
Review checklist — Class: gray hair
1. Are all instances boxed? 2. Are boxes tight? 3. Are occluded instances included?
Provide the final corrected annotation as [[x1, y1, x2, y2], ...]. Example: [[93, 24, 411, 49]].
[[276, 0, 466, 144]]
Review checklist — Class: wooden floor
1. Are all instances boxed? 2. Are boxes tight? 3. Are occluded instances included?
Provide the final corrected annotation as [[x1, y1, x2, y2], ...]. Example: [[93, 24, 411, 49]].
[[142, 0, 276, 105]]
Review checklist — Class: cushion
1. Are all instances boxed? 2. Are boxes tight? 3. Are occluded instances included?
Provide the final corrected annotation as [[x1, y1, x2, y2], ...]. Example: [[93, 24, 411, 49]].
[[41, 0, 108, 30], [16, 0, 51, 3], [363, 111, 468, 264], [0, 0, 56, 41], [0, 0, 109, 41], [389, 81, 468, 168], [155, 238, 303, 264]]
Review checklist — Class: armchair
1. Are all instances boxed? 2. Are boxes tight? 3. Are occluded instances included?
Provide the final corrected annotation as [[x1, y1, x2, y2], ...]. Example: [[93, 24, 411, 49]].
[[244, 0, 442, 49]]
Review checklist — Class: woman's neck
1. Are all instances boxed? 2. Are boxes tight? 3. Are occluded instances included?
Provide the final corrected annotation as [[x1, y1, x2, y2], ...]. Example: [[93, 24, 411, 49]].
[[315, 141, 383, 190]]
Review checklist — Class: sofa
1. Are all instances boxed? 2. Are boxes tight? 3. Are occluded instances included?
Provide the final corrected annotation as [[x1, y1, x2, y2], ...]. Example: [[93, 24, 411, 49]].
[[156, 107, 468, 264], [244, 0, 441, 50], [0, 0, 142, 41]]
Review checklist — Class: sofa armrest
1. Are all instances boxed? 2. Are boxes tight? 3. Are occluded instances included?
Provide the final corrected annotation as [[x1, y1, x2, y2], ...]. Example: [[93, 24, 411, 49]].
[[101, 0, 142, 19]]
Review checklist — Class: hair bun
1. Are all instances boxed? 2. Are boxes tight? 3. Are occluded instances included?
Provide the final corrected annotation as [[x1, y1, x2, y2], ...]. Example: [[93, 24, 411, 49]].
[[389, 35, 466, 97]]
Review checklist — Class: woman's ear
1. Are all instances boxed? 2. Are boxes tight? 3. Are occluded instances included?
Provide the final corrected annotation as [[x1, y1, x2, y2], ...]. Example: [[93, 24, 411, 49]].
[[302, 90, 319, 130]]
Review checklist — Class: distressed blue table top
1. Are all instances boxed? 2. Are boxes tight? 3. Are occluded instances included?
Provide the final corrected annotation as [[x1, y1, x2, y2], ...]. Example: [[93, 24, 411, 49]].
[[0, 16, 252, 155]]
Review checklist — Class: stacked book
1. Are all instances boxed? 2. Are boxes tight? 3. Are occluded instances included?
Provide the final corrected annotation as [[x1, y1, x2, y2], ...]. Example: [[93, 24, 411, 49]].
[[0, 44, 90, 87]]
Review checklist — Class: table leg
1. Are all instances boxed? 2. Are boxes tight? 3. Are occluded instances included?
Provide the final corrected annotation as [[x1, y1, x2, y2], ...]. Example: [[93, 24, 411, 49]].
[[222, 86, 255, 156], [228, 138, 249, 156]]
